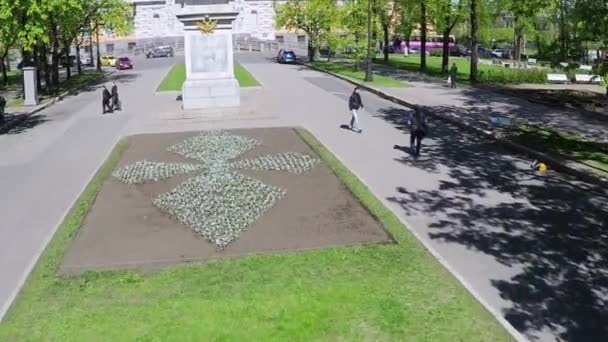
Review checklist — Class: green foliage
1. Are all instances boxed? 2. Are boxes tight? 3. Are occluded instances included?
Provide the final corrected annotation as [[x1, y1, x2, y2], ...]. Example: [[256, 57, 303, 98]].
[[275, 0, 338, 60], [477, 66, 547, 83]]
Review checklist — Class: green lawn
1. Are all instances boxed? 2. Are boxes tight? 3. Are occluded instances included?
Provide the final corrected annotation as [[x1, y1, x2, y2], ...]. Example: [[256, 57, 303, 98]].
[[311, 61, 407, 87], [376, 55, 547, 84], [157, 62, 260, 92], [508, 124, 608, 174], [4, 71, 104, 108], [0, 130, 513, 341]]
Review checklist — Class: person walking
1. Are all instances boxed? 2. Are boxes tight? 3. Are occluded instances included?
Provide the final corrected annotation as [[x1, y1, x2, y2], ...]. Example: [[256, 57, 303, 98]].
[[449, 63, 458, 88], [348, 86, 363, 133], [111, 82, 121, 111], [102, 86, 113, 114], [409, 106, 428, 156]]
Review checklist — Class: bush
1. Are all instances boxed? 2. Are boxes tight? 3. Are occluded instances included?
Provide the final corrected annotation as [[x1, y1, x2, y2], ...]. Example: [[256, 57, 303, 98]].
[[478, 66, 547, 84]]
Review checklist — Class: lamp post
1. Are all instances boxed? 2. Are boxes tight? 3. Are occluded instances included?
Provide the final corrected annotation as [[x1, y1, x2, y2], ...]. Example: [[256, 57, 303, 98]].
[[364, 0, 373, 82]]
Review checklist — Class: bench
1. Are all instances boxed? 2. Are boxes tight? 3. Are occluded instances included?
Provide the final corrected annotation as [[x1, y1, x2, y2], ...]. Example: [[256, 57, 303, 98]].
[[579, 65, 593, 72], [547, 73, 569, 83], [575, 74, 603, 83]]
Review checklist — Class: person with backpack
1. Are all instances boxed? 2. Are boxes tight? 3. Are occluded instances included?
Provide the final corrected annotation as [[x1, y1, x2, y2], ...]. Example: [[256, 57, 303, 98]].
[[348, 86, 363, 133], [111, 82, 121, 111], [409, 106, 428, 156], [102, 86, 113, 114]]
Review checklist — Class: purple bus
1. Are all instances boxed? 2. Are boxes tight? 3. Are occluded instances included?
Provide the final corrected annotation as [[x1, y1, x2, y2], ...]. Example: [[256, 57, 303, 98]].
[[393, 35, 456, 53]]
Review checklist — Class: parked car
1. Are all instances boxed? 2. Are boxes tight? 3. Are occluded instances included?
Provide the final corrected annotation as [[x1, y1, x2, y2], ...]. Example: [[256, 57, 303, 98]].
[[59, 55, 79, 67], [101, 55, 116, 67], [17, 59, 35, 69], [319, 48, 335, 58], [451, 44, 470, 56], [80, 55, 93, 67], [146, 46, 174, 58], [116, 57, 133, 70], [277, 49, 296, 64]]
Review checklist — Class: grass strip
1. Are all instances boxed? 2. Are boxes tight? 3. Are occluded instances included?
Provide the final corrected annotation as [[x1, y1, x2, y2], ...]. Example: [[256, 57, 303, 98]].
[[156, 62, 259, 92], [0, 132, 513, 342], [311, 61, 407, 88]]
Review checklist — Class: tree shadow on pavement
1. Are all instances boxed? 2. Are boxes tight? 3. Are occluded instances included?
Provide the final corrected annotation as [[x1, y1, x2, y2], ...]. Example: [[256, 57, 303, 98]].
[[377, 104, 608, 341], [455, 87, 608, 144], [1, 114, 48, 135]]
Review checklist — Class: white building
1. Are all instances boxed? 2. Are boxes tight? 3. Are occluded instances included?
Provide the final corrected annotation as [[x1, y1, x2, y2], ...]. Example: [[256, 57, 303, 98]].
[[95, 0, 306, 55], [133, 0, 277, 41]]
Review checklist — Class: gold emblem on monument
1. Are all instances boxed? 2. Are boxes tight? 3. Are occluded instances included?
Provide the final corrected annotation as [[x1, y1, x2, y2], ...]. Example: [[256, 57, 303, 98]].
[[197, 16, 217, 34]]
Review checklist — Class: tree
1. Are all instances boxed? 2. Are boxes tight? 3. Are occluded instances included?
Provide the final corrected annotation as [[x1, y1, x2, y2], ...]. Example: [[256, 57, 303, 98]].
[[275, 0, 338, 62], [376, 0, 399, 62], [334, 0, 370, 68], [504, 0, 548, 61], [470, 0, 480, 82], [0, 0, 23, 86], [431, 0, 465, 72], [419, 0, 427, 70]]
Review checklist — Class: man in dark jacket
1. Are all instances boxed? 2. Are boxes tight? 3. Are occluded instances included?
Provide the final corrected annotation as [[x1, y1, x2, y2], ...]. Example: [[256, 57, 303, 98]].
[[409, 106, 427, 156], [111, 82, 121, 111], [102, 86, 113, 114], [348, 86, 363, 133]]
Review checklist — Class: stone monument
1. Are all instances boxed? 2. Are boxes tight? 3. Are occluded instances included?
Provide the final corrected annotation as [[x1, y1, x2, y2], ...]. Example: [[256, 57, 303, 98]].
[[176, 3, 240, 110], [22, 67, 39, 106]]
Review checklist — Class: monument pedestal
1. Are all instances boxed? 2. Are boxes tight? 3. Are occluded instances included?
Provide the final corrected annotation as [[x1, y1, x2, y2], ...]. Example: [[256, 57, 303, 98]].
[[177, 7, 240, 111], [182, 78, 239, 110]]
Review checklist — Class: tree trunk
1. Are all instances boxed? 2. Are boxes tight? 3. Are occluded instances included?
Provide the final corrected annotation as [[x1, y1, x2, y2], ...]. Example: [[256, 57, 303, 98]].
[[5, 54, 10, 72], [383, 24, 390, 62], [442, 29, 450, 73], [51, 24, 60, 90], [33, 46, 42, 92], [469, 0, 479, 82], [76, 43, 82, 74], [559, 0, 567, 61], [513, 16, 524, 62], [96, 23, 102, 72], [89, 30, 95, 69], [420, 0, 427, 70], [64, 43, 71, 80], [1, 51, 7, 87], [42, 44, 52, 95]]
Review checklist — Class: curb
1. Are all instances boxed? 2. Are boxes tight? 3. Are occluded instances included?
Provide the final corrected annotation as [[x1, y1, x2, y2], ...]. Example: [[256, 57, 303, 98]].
[[301, 62, 608, 191], [0, 71, 114, 134]]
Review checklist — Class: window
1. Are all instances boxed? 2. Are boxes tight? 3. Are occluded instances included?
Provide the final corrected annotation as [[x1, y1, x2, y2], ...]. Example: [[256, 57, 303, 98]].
[[297, 35, 305, 43], [276, 35, 284, 43], [106, 43, 115, 53], [153, 13, 160, 19], [262, 33, 268, 38]]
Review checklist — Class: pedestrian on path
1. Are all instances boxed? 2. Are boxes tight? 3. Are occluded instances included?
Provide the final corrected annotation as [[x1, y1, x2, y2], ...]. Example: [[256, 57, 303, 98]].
[[409, 106, 428, 156], [102, 86, 113, 114], [449, 63, 458, 88], [111, 82, 121, 111], [348, 86, 363, 133]]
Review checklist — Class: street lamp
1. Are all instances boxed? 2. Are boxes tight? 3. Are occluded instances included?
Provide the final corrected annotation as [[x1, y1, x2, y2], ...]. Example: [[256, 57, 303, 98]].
[[364, 0, 373, 82]]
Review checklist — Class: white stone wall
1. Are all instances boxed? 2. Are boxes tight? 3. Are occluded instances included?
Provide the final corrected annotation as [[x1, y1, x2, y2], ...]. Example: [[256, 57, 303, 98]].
[[133, 0, 277, 41], [233, 0, 275, 40], [134, 3, 184, 39]]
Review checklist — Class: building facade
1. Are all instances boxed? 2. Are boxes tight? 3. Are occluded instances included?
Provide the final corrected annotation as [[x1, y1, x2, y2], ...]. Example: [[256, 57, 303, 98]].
[[94, 0, 305, 55], [133, 0, 276, 40]]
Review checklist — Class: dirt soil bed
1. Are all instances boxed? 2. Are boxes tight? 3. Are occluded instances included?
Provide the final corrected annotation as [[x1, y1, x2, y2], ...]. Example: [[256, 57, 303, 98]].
[[60, 127, 391, 274]]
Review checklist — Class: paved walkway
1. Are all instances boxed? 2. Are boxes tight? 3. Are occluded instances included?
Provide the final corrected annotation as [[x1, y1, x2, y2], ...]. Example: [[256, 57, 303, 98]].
[[0, 57, 175, 320], [1, 52, 606, 342], [369, 62, 608, 144], [231, 53, 605, 342]]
